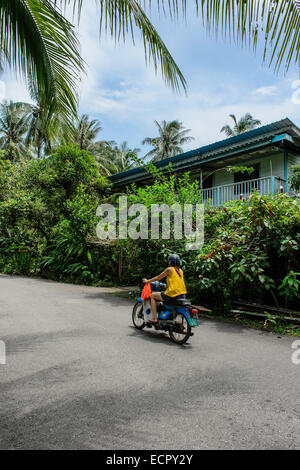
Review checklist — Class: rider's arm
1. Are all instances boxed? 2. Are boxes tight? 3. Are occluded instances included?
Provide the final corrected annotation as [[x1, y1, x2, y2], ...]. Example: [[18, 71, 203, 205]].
[[143, 267, 172, 284]]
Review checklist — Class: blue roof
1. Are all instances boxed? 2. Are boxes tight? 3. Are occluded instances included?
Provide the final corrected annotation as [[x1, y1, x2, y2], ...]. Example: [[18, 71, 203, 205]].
[[110, 118, 299, 184]]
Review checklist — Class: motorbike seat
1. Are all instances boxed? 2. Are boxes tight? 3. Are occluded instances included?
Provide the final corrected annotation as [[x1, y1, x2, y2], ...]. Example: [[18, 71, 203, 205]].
[[163, 298, 191, 306]]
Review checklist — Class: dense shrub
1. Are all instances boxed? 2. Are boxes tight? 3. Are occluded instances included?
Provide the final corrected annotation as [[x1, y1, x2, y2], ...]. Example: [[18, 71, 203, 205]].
[[0, 156, 299, 312], [0, 146, 109, 275], [102, 191, 300, 312]]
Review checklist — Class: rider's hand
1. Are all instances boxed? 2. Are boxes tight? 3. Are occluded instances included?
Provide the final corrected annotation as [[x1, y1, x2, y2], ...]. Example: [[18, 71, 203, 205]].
[[142, 278, 149, 284]]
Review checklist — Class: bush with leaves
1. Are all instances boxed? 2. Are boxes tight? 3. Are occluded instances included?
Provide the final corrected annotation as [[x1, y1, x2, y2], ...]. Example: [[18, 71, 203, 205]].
[[190, 193, 300, 311], [0, 146, 109, 275], [0, 156, 299, 313], [288, 165, 300, 192], [42, 184, 100, 282]]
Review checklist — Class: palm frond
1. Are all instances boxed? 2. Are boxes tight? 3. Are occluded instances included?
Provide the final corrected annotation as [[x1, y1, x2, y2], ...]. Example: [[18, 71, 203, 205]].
[[199, 0, 300, 73], [58, 0, 186, 92], [221, 112, 261, 136], [0, 0, 83, 122], [142, 118, 194, 161]]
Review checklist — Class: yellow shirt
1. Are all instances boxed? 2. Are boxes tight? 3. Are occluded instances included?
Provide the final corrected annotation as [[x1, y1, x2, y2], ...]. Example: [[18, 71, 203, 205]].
[[165, 267, 187, 297]]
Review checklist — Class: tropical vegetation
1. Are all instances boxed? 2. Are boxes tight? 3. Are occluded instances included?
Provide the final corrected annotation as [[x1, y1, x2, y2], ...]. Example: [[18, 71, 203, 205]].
[[95, 141, 140, 176], [221, 114, 262, 137], [74, 114, 103, 151], [142, 120, 194, 161], [0, 100, 32, 162], [0, 155, 299, 316], [1, 0, 300, 331], [2, 1, 300, 130]]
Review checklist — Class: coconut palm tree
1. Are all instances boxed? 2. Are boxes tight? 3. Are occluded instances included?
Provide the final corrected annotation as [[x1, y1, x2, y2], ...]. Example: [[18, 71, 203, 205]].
[[21, 83, 72, 158], [74, 115, 103, 151], [0, 1, 187, 126], [2, 1, 300, 127], [3, 1, 299, 129], [0, 100, 32, 162], [0, 1, 83, 124], [221, 114, 262, 137], [142, 120, 194, 162], [66, 1, 300, 75], [24, 104, 57, 159], [24, 102, 67, 159], [95, 141, 140, 175]]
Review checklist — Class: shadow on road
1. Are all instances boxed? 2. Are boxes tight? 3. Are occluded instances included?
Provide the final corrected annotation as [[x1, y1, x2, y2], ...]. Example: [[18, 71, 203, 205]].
[[83, 292, 134, 307], [0, 358, 251, 450], [3, 328, 103, 355], [202, 316, 276, 337], [128, 325, 193, 349]]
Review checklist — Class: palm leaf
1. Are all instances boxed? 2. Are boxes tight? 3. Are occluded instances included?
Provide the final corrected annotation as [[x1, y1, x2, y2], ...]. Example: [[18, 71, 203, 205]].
[[199, 0, 300, 73], [58, 0, 187, 92], [0, 0, 83, 122]]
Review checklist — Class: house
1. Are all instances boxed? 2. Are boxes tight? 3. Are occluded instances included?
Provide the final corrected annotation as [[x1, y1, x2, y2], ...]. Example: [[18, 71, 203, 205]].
[[110, 118, 300, 205]]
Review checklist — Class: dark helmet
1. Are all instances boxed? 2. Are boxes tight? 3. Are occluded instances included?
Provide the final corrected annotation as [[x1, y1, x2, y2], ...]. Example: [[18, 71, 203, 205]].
[[168, 253, 181, 267]]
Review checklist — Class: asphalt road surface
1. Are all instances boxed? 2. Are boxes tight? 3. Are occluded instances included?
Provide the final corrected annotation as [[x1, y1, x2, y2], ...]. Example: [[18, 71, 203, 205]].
[[0, 275, 299, 450]]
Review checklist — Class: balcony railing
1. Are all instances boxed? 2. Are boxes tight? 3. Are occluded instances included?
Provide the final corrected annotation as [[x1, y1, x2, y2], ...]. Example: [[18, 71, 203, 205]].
[[202, 176, 286, 206]]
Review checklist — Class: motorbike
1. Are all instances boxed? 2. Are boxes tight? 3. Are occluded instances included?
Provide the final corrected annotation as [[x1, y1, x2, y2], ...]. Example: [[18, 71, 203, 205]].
[[132, 282, 199, 344]]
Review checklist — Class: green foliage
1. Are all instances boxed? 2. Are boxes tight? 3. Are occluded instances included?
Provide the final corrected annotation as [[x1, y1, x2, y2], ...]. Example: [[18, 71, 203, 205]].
[[1, 0, 83, 124], [288, 165, 300, 191], [42, 184, 98, 282], [127, 171, 202, 207], [22, 145, 108, 203], [112, 187, 300, 312], [190, 193, 300, 311], [0, 162, 299, 313], [0, 145, 109, 277], [94, 141, 140, 176], [0, 100, 33, 162], [142, 119, 194, 161], [226, 165, 254, 175], [199, 0, 300, 73], [279, 271, 300, 301], [221, 113, 261, 137], [0, 236, 39, 275], [74, 114, 102, 151]]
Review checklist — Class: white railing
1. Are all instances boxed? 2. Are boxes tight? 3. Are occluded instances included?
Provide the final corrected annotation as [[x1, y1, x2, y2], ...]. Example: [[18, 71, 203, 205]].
[[202, 176, 286, 206]]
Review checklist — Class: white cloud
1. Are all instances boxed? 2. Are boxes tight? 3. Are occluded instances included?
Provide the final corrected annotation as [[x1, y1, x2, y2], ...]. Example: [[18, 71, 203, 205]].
[[0, 70, 34, 103], [253, 85, 278, 96], [0, 2, 299, 153], [0, 81, 6, 101]]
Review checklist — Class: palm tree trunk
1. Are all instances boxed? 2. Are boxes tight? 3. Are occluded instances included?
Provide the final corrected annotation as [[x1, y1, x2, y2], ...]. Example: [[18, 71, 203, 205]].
[[37, 134, 42, 159]]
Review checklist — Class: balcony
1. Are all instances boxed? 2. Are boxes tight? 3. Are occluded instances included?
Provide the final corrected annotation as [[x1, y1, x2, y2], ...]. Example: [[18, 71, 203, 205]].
[[202, 176, 286, 206]]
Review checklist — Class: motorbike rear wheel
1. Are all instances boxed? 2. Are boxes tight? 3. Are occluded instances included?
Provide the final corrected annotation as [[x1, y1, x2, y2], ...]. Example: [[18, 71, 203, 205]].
[[132, 301, 146, 330], [169, 313, 191, 345]]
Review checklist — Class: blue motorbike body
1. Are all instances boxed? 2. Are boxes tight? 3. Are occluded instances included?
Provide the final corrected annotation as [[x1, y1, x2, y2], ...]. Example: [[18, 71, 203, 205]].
[[138, 299, 198, 327], [138, 281, 199, 327]]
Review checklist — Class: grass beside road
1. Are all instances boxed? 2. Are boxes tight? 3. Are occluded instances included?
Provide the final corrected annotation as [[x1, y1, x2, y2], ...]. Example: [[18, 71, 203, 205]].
[[202, 312, 300, 337]]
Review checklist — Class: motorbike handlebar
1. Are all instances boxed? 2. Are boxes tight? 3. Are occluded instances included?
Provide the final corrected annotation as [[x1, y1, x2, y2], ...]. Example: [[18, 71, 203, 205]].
[[151, 281, 166, 289]]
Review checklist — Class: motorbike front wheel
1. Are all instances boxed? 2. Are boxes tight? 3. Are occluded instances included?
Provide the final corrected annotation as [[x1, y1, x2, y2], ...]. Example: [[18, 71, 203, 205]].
[[132, 301, 146, 330], [169, 313, 191, 345]]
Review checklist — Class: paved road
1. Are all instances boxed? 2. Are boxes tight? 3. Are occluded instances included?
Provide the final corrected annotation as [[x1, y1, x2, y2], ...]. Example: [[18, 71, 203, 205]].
[[0, 275, 299, 450]]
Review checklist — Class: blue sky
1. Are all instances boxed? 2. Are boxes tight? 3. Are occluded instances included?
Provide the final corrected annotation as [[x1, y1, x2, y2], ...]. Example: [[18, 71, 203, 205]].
[[1, 2, 300, 156]]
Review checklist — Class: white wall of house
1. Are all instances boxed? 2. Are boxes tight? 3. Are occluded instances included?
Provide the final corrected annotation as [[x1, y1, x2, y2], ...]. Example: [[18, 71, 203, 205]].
[[214, 168, 234, 186], [260, 152, 284, 179], [213, 151, 285, 188]]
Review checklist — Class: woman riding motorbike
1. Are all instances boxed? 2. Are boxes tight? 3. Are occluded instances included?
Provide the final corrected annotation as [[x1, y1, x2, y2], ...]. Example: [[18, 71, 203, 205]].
[[142, 254, 187, 323]]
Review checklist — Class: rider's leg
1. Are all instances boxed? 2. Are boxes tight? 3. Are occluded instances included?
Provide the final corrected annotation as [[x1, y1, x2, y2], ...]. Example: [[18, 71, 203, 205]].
[[150, 292, 163, 322]]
